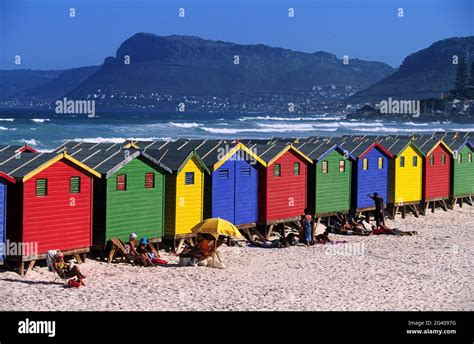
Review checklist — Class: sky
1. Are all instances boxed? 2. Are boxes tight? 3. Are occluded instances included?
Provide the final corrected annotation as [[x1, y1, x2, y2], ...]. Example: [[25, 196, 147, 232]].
[[0, 0, 472, 70]]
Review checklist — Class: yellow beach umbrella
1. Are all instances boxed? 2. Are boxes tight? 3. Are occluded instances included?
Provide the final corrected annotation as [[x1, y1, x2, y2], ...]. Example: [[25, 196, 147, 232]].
[[191, 218, 244, 239]]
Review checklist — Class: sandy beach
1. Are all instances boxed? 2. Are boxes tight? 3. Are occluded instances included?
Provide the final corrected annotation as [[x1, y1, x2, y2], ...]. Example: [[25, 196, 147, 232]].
[[0, 206, 472, 311]]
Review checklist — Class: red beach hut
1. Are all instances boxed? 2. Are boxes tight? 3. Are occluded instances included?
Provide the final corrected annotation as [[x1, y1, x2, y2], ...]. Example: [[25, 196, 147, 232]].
[[245, 141, 312, 237], [415, 136, 453, 213], [0, 150, 100, 274]]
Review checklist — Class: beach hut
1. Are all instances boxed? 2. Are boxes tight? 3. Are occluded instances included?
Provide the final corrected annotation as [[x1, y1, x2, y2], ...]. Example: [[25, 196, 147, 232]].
[[55, 142, 171, 250], [339, 136, 394, 212], [295, 137, 354, 218], [130, 140, 210, 247], [0, 149, 100, 275], [181, 140, 265, 229], [379, 137, 425, 218], [244, 141, 312, 237], [445, 137, 474, 207], [414, 137, 453, 213], [0, 145, 37, 264]]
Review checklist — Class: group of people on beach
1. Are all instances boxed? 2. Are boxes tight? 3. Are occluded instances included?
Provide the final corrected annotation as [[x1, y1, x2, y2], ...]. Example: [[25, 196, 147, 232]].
[[299, 192, 417, 246]]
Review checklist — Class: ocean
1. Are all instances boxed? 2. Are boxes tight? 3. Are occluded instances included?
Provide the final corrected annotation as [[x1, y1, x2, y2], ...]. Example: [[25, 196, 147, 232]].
[[0, 111, 472, 151]]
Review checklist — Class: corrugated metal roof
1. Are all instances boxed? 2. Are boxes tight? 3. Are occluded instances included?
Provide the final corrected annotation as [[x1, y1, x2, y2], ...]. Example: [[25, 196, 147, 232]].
[[0, 151, 58, 179], [54, 141, 170, 176]]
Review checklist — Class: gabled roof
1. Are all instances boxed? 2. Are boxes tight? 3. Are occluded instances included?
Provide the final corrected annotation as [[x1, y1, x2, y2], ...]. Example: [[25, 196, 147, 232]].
[[445, 138, 474, 153], [295, 137, 355, 162], [244, 141, 312, 166], [0, 150, 101, 182], [55, 141, 172, 177], [378, 137, 425, 157], [337, 137, 393, 159], [414, 137, 454, 156], [0, 144, 38, 154], [133, 139, 210, 174]]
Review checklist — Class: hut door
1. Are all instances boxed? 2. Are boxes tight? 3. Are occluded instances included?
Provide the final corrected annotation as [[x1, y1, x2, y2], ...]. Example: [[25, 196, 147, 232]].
[[234, 159, 258, 225]]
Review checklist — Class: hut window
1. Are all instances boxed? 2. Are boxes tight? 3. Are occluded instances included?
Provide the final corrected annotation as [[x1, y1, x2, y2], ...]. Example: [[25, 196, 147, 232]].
[[322, 161, 328, 173], [399, 156, 405, 167], [429, 155, 435, 165], [378, 157, 383, 169], [339, 160, 345, 173], [412, 156, 418, 167], [218, 169, 229, 179], [185, 172, 195, 185], [469, 153, 472, 163], [145, 173, 155, 189], [241, 167, 251, 176], [274, 164, 281, 177], [36, 178, 47, 197], [116, 174, 127, 191], [69, 176, 81, 194], [362, 158, 368, 171], [441, 154, 446, 165], [293, 162, 300, 175], [457, 153, 462, 163]]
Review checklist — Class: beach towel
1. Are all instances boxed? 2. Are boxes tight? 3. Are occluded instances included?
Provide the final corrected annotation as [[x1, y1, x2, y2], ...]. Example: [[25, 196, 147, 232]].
[[152, 258, 168, 265]]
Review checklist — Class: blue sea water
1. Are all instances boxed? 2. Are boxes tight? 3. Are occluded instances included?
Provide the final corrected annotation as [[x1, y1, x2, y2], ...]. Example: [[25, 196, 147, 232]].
[[0, 111, 472, 151]]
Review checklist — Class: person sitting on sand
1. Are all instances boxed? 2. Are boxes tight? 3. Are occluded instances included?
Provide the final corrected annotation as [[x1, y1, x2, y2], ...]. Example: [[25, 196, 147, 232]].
[[54, 251, 86, 284], [136, 237, 155, 266], [192, 233, 217, 263], [124, 233, 149, 266], [348, 215, 371, 236], [315, 230, 331, 243]]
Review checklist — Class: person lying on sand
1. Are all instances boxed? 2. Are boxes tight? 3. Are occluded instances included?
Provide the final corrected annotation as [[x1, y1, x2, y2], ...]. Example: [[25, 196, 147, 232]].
[[314, 231, 347, 245], [54, 251, 86, 284], [371, 224, 417, 236]]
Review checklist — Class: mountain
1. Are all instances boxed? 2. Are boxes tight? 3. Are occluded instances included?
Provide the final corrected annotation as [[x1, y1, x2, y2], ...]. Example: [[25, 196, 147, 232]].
[[24, 66, 100, 101], [348, 37, 474, 103], [64, 33, 394, 112], [0, 69, 63, 100]]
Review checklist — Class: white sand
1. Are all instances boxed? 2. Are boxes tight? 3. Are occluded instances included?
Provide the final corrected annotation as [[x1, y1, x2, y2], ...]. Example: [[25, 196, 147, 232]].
[[0, 206, 472, 311]]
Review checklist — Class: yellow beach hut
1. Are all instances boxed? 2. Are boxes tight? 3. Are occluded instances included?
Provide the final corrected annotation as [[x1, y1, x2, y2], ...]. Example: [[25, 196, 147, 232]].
[[381, 136, 425, 218], [130, 140, 210, 244]]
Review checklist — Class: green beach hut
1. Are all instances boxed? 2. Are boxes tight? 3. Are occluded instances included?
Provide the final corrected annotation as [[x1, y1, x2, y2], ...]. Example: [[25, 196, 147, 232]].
[[55, 141, 171, 249], [445, 137, 473, 207], [295, 137, 355, 216]]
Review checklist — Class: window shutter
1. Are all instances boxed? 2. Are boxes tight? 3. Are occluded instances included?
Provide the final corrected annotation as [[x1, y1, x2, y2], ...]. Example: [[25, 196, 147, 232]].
[[70, 176, 81, 194], [339, 160, 345, 172], [429, 155, 434, 165], [36, 179, 47, 196], [293, 162, 300, 175], [145, 173, 155, 189], [274, 164, 281, 177], [362, 158, 368, 170], [322, 161, 328, 173], [185, 172, 195, 185], [413, 156, 418, 167], [378, 157, 383, 169], [400, 157, 405, 167], [241, 167, 251, 176], [117, 174, 127, 191], [218, 169, 229, 179]]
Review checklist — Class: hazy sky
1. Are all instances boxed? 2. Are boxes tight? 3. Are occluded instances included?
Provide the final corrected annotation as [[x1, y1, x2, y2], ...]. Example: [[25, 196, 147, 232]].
[[0, 0, 472, 70]]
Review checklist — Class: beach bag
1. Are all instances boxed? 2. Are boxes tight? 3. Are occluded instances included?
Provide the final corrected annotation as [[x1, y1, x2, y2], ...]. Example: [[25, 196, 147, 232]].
[[67, 278, 81, 288]]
